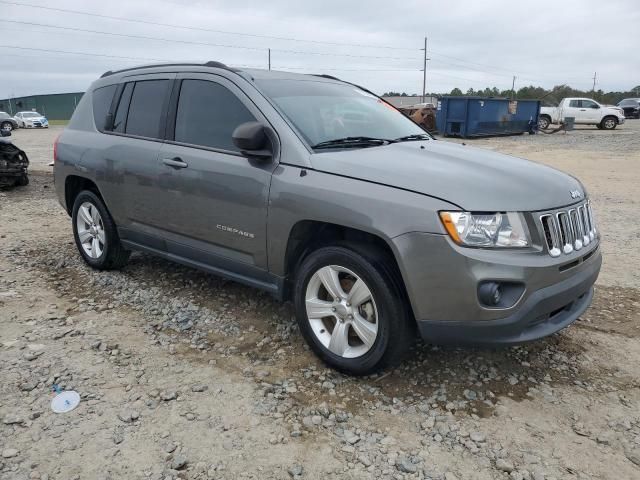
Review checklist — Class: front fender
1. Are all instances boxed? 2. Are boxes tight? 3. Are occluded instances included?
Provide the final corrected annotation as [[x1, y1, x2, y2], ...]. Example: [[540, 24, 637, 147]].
[[267, 164, 456, 276]]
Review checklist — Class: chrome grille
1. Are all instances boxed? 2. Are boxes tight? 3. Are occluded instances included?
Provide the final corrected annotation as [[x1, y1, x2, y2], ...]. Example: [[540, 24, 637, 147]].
[[540, 201, 597, 257]]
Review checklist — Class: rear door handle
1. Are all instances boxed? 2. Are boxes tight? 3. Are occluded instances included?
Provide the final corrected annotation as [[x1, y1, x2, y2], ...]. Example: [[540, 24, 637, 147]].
[[162, 157, 188, 169]]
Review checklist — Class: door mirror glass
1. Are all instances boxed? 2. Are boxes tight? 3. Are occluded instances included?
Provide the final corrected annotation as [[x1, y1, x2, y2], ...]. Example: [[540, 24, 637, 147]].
[[591, 104, 600, 109], [232, 121, 271, 159]]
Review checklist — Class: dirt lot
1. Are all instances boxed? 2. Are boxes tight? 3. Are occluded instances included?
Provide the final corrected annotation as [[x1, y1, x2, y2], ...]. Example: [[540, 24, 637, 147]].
[[1, 123, 639, 480]]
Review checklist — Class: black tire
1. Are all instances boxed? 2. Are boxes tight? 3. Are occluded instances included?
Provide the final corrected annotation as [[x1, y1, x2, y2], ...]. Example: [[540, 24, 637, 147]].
[[16, 174, 29, 186], [71, 190, 130, 270], [293, 244, 413, 375], [600, 116, 617, 130], [537, 116, 551, 130], [596, 124, 603, 129]]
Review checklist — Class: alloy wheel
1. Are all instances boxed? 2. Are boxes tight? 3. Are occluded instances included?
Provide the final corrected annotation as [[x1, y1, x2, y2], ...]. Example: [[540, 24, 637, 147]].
[[76, 201, 105, 259], [305, 265, 378, 358]]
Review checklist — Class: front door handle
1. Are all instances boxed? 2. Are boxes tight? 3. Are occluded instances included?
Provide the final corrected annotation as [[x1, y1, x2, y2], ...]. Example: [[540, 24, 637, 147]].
[[580, 109, 587, 111], [162, 157, 188, 169]]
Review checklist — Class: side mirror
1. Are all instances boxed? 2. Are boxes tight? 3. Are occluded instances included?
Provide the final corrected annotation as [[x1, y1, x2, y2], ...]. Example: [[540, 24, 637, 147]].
[[591, 104, 600, 109], [1, 129, 11, 137], [232, 121, 272, 160]]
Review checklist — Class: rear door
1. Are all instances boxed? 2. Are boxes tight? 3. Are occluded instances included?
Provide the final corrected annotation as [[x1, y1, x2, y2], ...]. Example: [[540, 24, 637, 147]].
[[99, 73, 174, 250], [563, 99, 585, 123], [157, 73, 277, 277]]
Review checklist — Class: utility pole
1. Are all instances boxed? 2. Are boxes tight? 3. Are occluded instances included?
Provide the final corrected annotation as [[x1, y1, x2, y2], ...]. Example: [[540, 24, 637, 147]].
[[268, 48, 271, 70], [511, 76, 516, 99], [421, 37, 428, 103], [592, 72, 597, 93]]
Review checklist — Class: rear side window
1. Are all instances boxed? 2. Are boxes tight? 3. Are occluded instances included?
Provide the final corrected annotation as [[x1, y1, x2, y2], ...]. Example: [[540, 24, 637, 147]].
[[92, 85, 117, 132], [568, 100, 580, 108], [174, 79, 256, 151], [125, 80, 169, 139], [113, 82, 134, 133]]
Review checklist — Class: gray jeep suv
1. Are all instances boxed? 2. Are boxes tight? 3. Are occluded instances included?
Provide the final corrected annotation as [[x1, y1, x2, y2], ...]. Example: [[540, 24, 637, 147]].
[[54, 62, 601, 374]]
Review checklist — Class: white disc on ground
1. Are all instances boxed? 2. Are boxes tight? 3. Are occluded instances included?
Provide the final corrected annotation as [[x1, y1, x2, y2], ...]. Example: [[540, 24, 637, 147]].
[[51, 391, 81, 413]]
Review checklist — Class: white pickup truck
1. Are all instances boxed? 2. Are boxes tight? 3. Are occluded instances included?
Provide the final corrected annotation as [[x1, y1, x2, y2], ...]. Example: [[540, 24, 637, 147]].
[[538, 97, 625, 130]]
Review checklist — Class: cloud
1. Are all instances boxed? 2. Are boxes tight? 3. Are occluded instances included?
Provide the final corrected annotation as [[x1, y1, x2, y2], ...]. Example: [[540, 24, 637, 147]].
[[0, 0, 638, 98]]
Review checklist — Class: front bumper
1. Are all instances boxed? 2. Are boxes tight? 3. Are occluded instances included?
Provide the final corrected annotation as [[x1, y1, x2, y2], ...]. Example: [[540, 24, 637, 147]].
[[392, 232, 601, 345]]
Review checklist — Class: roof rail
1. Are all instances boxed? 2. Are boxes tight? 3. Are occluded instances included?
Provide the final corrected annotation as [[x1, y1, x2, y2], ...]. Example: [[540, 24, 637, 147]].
[[100, 61, 232, 78]]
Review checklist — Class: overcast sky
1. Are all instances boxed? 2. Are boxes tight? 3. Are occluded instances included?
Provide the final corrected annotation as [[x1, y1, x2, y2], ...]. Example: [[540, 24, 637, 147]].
[[1, 0, 638, 99]]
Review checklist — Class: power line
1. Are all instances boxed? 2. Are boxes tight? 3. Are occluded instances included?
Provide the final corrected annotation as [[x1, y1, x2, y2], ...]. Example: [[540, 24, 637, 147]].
[[0, 45, 168, 62], [0, 19, 418, 61], [0, 46, 420, 72], [0, 0, 418, 51]]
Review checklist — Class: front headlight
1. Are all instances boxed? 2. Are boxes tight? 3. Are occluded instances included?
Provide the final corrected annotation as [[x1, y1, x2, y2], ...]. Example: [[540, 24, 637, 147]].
[[439, 211, 530, 248]]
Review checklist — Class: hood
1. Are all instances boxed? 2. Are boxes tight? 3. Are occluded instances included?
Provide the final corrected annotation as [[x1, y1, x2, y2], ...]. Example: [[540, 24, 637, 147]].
[[309, 140, 585, 211]]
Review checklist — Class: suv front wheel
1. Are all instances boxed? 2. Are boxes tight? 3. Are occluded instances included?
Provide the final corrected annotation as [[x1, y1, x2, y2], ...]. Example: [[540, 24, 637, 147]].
[[294, 245, 413, 375], [71, 190, 130, 270]]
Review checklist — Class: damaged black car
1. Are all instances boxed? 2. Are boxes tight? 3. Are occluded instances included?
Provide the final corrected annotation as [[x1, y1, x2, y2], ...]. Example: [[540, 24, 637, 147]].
[[0, 130, 29, 187]]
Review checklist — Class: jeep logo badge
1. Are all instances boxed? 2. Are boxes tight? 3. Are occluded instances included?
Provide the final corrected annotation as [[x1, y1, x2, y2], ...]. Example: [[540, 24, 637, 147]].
[[570, 190, 581, 199]]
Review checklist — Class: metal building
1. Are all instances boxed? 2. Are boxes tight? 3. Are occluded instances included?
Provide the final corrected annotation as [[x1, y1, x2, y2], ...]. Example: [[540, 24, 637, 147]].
[[0, 92, 84, 120]]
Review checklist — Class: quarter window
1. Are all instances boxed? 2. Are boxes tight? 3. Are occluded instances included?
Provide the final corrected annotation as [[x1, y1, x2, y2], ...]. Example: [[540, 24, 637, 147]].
[[92, 84, 117, 132], [174, 79, 256, 151], [113, 82, 134, 133], [568, 100, 580, 108], [125, 80, 170, 139]]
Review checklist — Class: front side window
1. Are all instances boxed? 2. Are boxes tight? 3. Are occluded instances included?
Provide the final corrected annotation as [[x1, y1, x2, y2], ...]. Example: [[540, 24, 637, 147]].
[[256, 79, 431, 147], [581, 100, 598, 109], [174, 79, 256, 151], [92, 85, 117, 132], [125, 80, 170, 139]]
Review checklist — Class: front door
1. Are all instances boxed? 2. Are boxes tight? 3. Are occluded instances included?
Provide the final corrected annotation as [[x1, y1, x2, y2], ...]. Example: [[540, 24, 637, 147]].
[[579, 99, 601, 123], [157, 74, 277, 277]]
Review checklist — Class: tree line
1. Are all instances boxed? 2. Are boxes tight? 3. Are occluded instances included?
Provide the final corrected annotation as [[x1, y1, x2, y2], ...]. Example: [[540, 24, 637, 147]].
[[384, 85, 640, 106]]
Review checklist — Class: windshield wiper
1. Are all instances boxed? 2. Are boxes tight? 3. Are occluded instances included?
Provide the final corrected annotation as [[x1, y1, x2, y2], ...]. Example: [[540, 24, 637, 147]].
[[391, 133, 432, 142], [312, 136, 392, 149]]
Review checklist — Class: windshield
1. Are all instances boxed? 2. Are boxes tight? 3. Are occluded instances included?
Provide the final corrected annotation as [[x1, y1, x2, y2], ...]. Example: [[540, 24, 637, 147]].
[[618, 99, 639, 106], [256, 79, 429, 147], [22, 112, 42, 118]]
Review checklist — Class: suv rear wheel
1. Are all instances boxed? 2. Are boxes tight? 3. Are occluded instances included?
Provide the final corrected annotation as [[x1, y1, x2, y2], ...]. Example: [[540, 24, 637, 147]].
[[71, 190, 130, 270], [294, 245, 412, 375]]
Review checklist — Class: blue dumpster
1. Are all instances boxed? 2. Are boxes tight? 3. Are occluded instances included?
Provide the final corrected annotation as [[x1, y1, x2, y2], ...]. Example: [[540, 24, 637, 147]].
[[436, 97, 541, 138]]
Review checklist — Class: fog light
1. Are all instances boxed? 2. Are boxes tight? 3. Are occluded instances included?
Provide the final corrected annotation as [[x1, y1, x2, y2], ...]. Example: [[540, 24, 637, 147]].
[[478, 282, 502, 306]]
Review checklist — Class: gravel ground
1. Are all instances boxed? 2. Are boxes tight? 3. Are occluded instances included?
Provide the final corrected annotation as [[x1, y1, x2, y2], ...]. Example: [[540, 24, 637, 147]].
[[1, 122, 639, 480]]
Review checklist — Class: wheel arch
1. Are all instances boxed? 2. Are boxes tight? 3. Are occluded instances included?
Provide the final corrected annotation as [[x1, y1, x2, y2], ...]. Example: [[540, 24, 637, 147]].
[[281, 220, 414, 318], [64, 175, 104, 215]]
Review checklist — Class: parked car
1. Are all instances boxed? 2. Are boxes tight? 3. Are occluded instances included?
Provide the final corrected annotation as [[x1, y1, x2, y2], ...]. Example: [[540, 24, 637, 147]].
[[14, 111, 49, 128], [53, 62, 601, 374], [0, 129, 29, 187], [538, 98, 625, 130], [617, 98, 640, 119], [0, 112, 19, 132]]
